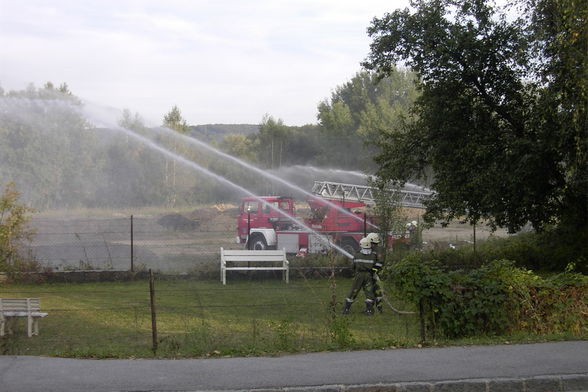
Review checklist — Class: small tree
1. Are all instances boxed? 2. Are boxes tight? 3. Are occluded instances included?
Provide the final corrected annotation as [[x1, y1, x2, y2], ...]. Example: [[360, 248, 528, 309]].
[[0, 183, 35, 271], [368, 177, 407, 262], [162, 105, 190, 207]]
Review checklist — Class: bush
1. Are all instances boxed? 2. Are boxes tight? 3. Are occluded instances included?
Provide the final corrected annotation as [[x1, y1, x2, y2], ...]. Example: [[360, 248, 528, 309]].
[[389, 227, 587, 274], [479, 227, 588, 273], [0, 182, 36, 273], [512, 271, 588, 334], [385, 256, 587, 338]]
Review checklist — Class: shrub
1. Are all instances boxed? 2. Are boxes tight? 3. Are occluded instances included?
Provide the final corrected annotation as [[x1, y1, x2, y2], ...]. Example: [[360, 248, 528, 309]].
[[385, 256, 587, 338], [0, 183, 36, 272], [477, 227, 588, 273], [389, 227, 587, 274], [511, 271, 588, 334]]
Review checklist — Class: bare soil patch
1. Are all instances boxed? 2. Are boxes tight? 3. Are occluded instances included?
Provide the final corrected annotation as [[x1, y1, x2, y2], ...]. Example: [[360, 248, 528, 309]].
[[24, 205, 509, 272]]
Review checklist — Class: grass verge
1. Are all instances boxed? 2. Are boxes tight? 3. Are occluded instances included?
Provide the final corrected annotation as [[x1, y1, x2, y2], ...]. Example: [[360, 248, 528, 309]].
[[1, 276, 583, 359], [0, 277, 420, 358]]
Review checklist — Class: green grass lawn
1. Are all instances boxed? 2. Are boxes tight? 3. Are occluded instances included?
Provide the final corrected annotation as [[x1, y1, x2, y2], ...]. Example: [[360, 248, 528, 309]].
[[0, 277, 421, 358]]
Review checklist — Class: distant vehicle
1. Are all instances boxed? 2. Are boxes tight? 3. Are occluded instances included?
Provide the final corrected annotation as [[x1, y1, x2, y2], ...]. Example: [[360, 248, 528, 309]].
[[236, 181, 432, 255]]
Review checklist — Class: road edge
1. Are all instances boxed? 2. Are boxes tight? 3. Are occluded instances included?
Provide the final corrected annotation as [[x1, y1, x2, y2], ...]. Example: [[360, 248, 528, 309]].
[[214, 373, 588, 392]]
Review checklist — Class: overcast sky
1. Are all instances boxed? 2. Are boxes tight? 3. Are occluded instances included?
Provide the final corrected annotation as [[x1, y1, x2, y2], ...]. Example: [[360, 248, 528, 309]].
[[0, 0, 410, 126]]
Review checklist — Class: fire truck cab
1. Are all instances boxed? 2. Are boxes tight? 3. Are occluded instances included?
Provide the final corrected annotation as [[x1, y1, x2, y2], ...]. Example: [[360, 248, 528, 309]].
[[237, 196, 296, 249]]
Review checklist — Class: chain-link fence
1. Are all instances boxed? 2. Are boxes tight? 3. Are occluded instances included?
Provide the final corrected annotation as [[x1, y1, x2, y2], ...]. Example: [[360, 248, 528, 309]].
[[3, 210, 499, 358], [20, 208, 504, 274], [0, 275, 421, 357], [21, 212, 241, 273]]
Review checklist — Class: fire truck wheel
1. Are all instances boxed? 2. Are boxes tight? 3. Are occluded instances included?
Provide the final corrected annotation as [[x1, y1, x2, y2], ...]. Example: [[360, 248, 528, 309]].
[[250, 234, 268, 250]]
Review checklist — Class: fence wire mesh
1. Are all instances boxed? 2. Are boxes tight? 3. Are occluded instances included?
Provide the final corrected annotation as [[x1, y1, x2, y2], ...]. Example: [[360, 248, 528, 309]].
[[19, 208, 491, 274], [21, 213, 241, 273], [0, 277, 421, 357], [3, 210, 429, 358]]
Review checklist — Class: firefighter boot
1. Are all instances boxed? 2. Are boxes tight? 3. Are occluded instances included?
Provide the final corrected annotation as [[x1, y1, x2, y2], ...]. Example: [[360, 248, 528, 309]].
[[342, 299, 352, 315], [376, 298, 383, 313], [363, 300, 374, 315]]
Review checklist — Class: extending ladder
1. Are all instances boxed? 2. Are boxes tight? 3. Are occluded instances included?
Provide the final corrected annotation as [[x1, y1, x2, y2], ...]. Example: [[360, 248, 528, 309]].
[[311, 181, 433, 209]]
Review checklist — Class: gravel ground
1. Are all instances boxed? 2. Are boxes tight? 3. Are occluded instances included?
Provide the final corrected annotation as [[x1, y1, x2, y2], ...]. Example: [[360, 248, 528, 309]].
[[22, 207, 510, 272]]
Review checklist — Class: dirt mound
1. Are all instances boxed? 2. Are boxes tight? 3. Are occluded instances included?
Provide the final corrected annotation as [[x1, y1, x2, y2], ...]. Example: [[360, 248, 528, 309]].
[[157, 214, 200, 231]]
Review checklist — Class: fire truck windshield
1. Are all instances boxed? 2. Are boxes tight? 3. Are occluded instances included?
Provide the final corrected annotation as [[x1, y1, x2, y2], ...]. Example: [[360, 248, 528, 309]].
[[243, 200, 258, 213], [262, 200, 290, 214]]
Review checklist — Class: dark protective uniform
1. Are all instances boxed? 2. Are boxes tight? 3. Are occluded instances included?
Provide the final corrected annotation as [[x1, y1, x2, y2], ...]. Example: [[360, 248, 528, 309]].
[[342, 248, 378, 315], [371, 247, 384, 313]]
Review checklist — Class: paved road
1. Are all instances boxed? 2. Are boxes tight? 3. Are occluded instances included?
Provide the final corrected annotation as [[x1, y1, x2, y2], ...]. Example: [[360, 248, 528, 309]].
[[0, 341, 587, 391]]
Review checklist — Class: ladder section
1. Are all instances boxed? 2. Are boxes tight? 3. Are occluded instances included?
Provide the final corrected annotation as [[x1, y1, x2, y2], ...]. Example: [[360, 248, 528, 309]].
[[311, 181, 433, 209]]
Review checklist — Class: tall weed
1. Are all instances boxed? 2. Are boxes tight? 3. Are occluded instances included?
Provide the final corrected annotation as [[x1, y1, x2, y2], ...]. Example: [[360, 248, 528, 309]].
[[386, 257, 587, 338]]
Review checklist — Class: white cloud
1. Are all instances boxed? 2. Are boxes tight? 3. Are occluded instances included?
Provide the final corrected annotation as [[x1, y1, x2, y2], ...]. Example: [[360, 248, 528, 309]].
[[0, 0, 409, 125]]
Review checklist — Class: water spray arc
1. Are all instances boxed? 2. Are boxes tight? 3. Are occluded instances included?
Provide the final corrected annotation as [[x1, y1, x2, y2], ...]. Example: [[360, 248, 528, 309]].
[[3, 96, 355, 258], [272, 165, 368, 181], [87, 119, 354, 260], [148, 126, 380, 231]]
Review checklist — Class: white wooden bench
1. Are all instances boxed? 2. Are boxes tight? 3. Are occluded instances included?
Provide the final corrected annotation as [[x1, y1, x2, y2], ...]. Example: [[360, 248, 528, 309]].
[[220, 248, 289, 285], [0, 298, 48, 337]]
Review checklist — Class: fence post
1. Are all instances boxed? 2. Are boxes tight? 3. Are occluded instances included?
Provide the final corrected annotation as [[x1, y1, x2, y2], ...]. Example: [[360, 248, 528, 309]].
[[473, 220, 477, 256], [130, 215, 134, 272], [149, 269, 158, 353], [419, 298, 426, 343]]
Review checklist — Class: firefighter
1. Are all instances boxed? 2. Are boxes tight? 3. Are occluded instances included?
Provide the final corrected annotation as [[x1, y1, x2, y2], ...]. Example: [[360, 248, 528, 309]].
[[342, 237, 377, 315], [366, 232, 384, 313]]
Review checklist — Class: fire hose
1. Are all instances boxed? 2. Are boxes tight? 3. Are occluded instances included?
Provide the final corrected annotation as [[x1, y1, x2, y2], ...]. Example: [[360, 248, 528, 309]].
[[373, 271, 416, 315]]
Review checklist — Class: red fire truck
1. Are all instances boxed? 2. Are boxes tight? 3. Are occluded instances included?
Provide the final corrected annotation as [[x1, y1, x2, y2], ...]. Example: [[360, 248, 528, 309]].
[[236, 181, 431, 255]]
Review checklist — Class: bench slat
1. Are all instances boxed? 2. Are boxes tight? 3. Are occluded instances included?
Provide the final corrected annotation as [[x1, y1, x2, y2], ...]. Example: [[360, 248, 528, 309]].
[[225, 267, 288, 271], [3, 312, 48, 317], [1, 298, 40, 303], [1, 299, 40, 304], [2, 303, 41, 308], [222, 250, 285, 256], [1, 299, 41, 312], [1, 306, 42, 312], [223, 256, 288, 262]]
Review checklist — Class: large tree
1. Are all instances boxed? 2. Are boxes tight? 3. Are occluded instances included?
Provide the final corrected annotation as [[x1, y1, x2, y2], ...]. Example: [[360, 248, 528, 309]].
[[529, 0, 588, 231], [363, 0, 587, 232]]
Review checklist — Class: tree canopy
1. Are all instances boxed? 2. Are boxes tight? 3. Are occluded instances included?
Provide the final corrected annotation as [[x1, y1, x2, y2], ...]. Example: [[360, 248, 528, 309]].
[[216, 70, 418, 173], [316, 70, 418, 170], [363, 0, 587, 232], [0, 69, 423, 210], [163, 105, 189, 134]]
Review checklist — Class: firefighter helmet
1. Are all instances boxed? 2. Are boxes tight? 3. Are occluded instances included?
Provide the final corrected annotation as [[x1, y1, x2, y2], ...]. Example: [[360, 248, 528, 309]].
[[367, 232, 381, 244], [359, 237, 371, 249]]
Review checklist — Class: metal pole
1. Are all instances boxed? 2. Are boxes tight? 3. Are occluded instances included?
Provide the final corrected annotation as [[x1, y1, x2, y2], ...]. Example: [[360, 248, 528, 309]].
[[149, 269, 158, 353], [417, 215, 422, 249], [473, 221, 477, 256], [363, 213, 367, 237], [419, 299, 426, 343], [131, 215, 134, 272], [247, 209, 251, 250]]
